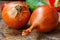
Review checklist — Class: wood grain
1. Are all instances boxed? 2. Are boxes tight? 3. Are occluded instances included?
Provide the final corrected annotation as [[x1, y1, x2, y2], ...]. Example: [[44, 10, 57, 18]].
[[0, 1, 60, 40]]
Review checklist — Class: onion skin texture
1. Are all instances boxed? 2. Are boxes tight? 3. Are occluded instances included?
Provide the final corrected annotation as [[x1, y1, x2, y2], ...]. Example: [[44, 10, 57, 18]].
[[22, 5, 58, 36], [2, 1, 30, 29]]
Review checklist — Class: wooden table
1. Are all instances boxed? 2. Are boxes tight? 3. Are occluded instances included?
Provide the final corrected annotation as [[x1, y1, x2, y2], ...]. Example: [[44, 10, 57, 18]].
[[0, 1, 60, 40]]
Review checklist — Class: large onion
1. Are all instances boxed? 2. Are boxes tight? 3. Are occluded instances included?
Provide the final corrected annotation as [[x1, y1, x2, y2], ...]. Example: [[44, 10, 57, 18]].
[[22, 5, 58, 36], [2, 1, 30, 29]]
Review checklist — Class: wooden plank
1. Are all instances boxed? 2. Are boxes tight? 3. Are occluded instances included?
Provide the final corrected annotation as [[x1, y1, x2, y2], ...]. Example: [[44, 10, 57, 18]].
[[0, 1, 60, 40]]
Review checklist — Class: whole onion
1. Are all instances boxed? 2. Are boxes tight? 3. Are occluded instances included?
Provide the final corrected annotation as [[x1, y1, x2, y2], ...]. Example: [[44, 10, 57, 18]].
[[2, 1, 30, 29], [22, 5, 58, 36]]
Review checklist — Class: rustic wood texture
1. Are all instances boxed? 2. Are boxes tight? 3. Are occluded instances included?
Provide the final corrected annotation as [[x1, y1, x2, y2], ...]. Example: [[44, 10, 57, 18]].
[[0, 1, 60, 40]]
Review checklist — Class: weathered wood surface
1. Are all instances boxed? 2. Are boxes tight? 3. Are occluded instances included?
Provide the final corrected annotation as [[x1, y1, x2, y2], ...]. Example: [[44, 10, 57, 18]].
[[0, 1, 60, 40]]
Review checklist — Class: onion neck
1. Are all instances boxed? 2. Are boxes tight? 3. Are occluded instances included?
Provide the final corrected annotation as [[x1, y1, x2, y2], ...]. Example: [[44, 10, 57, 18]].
[[15, 5, 23, 18], [22, 24, 37, 36], [15, 5, 22, 12]]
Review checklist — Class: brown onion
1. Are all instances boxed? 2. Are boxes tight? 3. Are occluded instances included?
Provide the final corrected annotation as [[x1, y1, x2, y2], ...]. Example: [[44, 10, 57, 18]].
[[2, 1, 30, 29], [22, 5, 58, 36]]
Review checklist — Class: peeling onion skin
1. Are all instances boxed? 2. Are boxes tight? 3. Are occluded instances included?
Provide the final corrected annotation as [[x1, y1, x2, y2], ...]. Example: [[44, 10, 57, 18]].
[[2, 1, 30, 29], [22, 6, 58, 36]]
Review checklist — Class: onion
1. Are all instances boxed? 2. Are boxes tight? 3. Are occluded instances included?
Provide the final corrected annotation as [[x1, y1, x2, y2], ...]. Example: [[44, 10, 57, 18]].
[[22, 5, 58, 36], [2, 1, 30, 29]]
